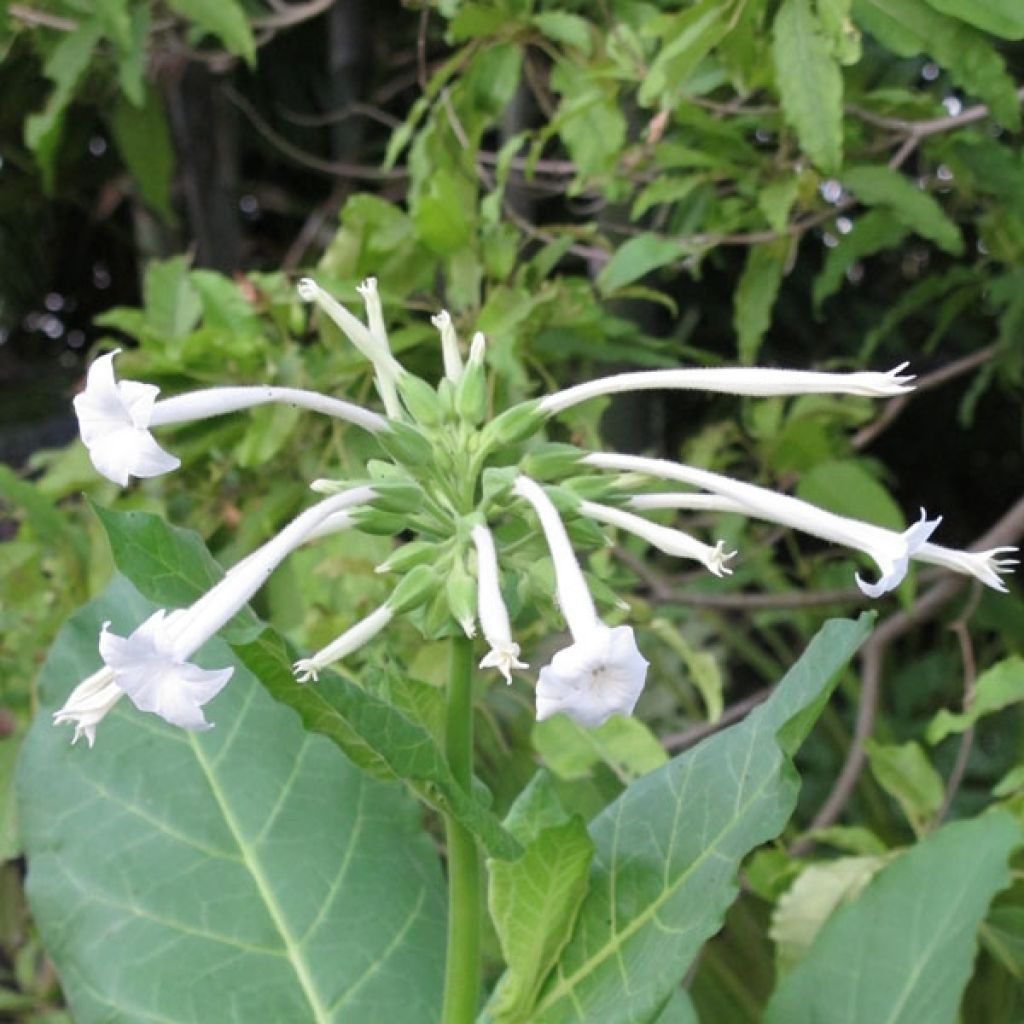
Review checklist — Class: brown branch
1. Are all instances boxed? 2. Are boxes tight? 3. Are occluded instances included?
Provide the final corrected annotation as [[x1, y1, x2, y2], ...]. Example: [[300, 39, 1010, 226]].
[[221, 85, 407, 181], [250, 0, 335, 30], [792, 493, 1024, 854], [8, 4, 77, 31]]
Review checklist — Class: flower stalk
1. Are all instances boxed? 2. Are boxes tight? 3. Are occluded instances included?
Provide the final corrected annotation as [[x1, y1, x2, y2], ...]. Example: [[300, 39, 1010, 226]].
[[441, 636, 481, 1024]]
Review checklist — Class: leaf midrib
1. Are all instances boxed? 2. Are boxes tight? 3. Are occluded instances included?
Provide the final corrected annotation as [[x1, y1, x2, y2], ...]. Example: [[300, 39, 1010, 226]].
[[189, 734, 330, 1023], [532, 720, 781, 1017]]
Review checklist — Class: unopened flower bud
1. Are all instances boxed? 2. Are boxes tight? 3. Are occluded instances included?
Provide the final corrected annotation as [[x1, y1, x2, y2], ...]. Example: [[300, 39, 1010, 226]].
[[397, 373, 444, 426], [520, 443, 587, 480], [376, 540, 443, 574], [480, 399, 545, 449], [455, 333, 488, 424], [377, 420, 434, 467], [446, 556, 478, 638]]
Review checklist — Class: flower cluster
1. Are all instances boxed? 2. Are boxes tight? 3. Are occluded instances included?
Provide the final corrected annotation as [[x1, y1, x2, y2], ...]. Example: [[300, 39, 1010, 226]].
[[58, 277, 1017, 744]]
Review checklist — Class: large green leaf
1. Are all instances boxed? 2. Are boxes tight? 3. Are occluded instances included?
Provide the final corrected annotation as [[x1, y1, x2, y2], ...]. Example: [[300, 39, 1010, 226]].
[[772, 0, 844, 174], [864, 739, 945, 834], [93, 504, 520, 860], [852, 0, 1020, 129], [764, 812, 1020, 1024], [842, 165, 963, 255], [18, 579, 446, 1023], [526, 614, 873, 1023]]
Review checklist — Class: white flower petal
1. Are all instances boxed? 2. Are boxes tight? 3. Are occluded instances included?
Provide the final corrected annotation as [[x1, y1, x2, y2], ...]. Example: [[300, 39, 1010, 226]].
[[74, 351, 180, 485], [52, 666, 123, 747], [536, 625, 648, 728], [99, 614, 233, 732], [914, 543, 1019, 591]]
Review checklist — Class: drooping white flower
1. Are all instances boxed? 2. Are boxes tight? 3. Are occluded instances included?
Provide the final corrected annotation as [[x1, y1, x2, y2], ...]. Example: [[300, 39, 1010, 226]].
[[630, 491, 1016, 592], [432, 310, 464, 381], [580, 499, 736, 577], [293, 605, 393, 683], [587, 454, 940, 598], [98, 610, 234, 732], [75, 350, 387, 486], [471, 524, 527, 683], [73, 350, 181, 486], [536, 625, 650, 728], [54, 489, 374, 743], [513, 475, 649, 726], [913, 543, 1019, 592], [539, 364, 915, 416]]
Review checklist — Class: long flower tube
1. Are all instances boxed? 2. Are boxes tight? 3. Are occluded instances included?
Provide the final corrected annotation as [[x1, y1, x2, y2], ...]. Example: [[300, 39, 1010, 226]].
[[292, 606, 394, 683], [74, 350, 387, 486], [470, 524, 527, 683], [538, 363, 915, 416], [432, 310, 464, 381], [580, 499, 736, 577], [629, 492, 1018, 592], [54, 489, 374, 744], [587, 453, 940, 598], [513, 475, 649, 727]]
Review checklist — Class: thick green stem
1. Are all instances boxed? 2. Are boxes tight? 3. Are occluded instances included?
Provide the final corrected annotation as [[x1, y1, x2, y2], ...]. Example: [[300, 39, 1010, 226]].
[[441, 636, 481, 1024]]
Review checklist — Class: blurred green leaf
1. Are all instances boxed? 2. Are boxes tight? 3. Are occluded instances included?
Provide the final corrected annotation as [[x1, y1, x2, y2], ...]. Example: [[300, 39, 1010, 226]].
[[813, 210, 910, 308], [111, 84, 175, 221], [770, 855, 889, 973], [772, 0, 844, 174], [843, 165, 964, 255], [734, 239, 788, 364], [920, 0, 1024, 40], [796, 459, 904, 531], [532, 12, 593, 54], [165, 0, 256, 65], [864, 738, 945, 834], [532, 713, 668, 783], [142, 255, 203, 340], [852, 0, 1021, 129], [764, 813, 1020, 1024], [926, 657, 1024, 745], [598, 234, 689, 294]]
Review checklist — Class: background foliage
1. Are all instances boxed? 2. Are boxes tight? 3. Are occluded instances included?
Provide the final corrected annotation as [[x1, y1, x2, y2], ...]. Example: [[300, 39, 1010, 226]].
[[1, 0, 1023, 1020]]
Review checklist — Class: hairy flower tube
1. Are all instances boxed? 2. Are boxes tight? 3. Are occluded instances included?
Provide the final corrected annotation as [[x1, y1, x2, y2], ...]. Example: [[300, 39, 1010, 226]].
[[65, 277, 1016, 744], [513, 475, 650, 727], [587, 453, 941, 597], [74, 349, 387, 486], [629, 492, 1019, 592]]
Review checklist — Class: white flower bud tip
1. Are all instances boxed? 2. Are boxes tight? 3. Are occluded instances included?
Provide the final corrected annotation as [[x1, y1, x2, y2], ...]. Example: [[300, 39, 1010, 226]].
[[296, 277, 319, 301]]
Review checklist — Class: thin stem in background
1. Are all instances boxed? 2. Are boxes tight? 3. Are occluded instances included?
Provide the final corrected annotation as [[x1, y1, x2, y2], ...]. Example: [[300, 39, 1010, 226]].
[[441, 637, 482, 1024]]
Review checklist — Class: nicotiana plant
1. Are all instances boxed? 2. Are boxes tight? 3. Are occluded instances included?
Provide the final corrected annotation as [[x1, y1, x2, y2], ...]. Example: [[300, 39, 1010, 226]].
[[54, 276, 1017, 1022]]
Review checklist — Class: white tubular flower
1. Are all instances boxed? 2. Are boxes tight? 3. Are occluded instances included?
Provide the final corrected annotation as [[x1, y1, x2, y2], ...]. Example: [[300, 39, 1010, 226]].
[[535, 625, 650, 728], [299, 277, 403, 418], [513, 476, 600, 638], [513, 475, 649, 727], [293, 605, 393, 683], [74, 350, 387, 486], [73, 350, 181, 486], [629, 494, 1017, 591], [432, 310, 463, 381], [587, 454, 940, 598], [629, 492, 746, 513], [471, 524, 527, 683], [54, 490, 371, 743], [581, 499, 736, 577], [539, 364, 915, 416], [914, 543, 1019, 592], [52, 666, 123, 748]]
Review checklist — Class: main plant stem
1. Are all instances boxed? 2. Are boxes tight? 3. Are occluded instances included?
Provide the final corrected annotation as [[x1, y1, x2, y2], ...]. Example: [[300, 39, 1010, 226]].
[[441, 636, 481, 1024]]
